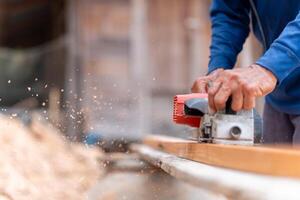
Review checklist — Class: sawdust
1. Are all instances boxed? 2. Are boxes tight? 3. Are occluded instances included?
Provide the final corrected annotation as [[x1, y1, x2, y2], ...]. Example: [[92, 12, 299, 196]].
[[0, 115, 104, 200]]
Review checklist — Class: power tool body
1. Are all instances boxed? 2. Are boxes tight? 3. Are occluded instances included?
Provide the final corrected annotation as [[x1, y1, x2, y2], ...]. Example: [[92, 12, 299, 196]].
[[173, 94, 262, 145]]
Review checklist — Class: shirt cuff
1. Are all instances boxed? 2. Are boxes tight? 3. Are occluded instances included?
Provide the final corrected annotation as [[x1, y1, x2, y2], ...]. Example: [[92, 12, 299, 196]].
[[256, 42, 300, 85]]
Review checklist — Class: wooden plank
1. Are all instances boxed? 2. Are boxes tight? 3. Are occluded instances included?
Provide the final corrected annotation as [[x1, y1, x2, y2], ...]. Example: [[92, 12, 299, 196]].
[[143, 135, 300, 178], [131, 144, 300, 200]]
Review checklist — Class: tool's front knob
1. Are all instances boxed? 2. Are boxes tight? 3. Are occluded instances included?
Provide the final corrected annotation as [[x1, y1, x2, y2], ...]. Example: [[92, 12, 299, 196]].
[[230, 126, 242, 139]]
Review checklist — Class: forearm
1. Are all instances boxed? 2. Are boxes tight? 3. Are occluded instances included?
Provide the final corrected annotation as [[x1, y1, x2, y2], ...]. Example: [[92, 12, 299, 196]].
[[256, 11, 300, 85], [208, 0, 250, 73]]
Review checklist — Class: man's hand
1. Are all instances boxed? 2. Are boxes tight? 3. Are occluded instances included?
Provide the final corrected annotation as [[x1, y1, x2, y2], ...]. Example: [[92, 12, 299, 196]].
[[191, 68, 224, 93], [192, 64, 277, 113]]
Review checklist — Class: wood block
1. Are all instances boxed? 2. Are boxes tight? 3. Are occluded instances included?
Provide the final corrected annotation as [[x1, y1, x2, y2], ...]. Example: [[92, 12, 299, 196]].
[[144, 135, 300, 178], [132, 144, 300, 200]]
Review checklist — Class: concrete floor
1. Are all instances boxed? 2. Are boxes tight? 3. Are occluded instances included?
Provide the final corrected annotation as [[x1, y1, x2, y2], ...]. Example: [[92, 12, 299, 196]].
[[88, 170, 227, 200]]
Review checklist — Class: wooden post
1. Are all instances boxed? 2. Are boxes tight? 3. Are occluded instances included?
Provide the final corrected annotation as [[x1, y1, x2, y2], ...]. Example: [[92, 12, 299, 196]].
[[130, 0, 150, 138], [187, 0, 211, 85]]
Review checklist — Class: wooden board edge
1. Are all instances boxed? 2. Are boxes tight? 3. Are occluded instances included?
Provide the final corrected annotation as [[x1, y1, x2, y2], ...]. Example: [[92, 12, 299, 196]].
[[143, 135, 300, 178]]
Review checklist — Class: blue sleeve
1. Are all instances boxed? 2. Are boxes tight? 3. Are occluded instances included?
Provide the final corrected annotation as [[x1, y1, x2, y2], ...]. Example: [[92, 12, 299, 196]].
[[256, 11, 300, 85], [208, 0, 250, 73]]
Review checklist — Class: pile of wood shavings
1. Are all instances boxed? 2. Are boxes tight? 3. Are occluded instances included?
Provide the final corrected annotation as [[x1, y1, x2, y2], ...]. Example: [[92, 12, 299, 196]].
[[0, 115, 103, 200]]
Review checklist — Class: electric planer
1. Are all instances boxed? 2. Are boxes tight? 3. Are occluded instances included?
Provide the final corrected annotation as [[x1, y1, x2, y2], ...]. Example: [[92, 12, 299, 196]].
[[173, 93, 262, 145]]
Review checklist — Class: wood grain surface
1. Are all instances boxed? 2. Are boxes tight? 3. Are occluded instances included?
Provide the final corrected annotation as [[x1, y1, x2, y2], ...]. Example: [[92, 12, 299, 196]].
[[144, 135, 300, 178], [131, 144, 300, 200]]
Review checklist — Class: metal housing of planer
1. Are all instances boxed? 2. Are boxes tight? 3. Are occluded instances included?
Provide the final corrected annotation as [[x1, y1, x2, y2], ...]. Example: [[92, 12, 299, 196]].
[[173, 94, 262, 145]]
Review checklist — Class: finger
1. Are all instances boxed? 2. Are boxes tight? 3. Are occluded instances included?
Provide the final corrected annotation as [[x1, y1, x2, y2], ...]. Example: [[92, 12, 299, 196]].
[[258, 81, 272, 96], [210, 68, 224, 79], [208, 81, 222, 113], [213, 82, 232, 111], [191, 79, 208, 93], [231, 89, 243, 111], [207, 80, 222, 96], [242, 83, 256, 110], [243, 95, 255, 110]]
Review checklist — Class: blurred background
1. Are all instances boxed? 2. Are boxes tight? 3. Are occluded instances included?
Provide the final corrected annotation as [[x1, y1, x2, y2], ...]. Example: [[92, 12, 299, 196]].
[[0, 0, 262, 146], [0, 0, 265, 199]]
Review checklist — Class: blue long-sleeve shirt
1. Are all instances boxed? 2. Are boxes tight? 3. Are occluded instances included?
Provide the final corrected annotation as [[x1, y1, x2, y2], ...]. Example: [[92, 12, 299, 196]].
[[209, 0, 300, 114]]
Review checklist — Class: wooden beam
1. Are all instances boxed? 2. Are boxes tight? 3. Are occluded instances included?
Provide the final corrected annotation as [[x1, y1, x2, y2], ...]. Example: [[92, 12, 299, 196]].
[[143, 135, 300, 178], [131, 144, 300, 200]]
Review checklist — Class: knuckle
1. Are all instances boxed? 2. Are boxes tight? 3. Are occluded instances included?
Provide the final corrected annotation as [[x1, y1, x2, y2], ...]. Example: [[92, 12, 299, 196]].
[[208, 83, 219, 95], [239, 79, 246, 86], [192, 80, 205, 92], [193, 79, 201, 86], [222, 70, 230, 77], [194, 81, 201, 87], [230, 72, 239, 80], [197, 76, 209, 81], [223, 70, 236, 78], [243, 84, 256, 94], [196, 77, 204, 82], [208, 85, 220, 96], [195, 78, 207, 86], [222, 85, 231, 92], [247, 86, 256, 94]]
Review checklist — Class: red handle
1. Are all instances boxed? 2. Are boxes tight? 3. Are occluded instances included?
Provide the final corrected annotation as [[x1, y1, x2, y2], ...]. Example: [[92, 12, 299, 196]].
[[173, 93, 208, 127]]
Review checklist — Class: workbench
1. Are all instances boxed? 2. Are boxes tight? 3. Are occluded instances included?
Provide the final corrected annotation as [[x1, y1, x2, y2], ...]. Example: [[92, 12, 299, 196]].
[[131, 135, 300, 200]]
